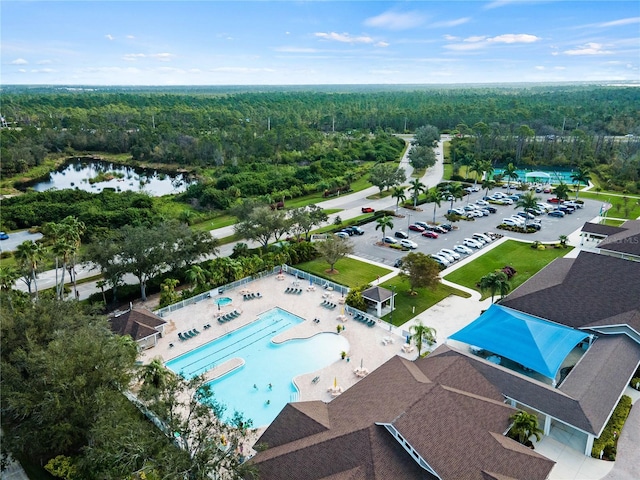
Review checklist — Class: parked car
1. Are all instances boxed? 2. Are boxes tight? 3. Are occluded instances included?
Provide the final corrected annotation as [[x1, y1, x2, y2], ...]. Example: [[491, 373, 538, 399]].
[[0, 232, 8, 240], [502, 218, 523, 227], [408, 224, 425, 232], [517, 211, 535, 220], [558, 205, 574, 214], [414, 221, 430, 229], [564, 201, 583, 209], [393, 258, 403, 268], [361, 207, 375, 213], [422, 231, 439, 239], [548, 210, 566, 217], [383, 236, 398, 244], [400, 239, 418, 250], [335, 231, 350, 239], [485, 206, 498, 214], [453, 244, 473, 255], [466, 210, 483, 218], [439, 223, 453, 231], [448, 208, 466, 216], [476, 199, 489, 206], [472, 233, 492, 244], [439, 248, 461, 260], [463, 238, 483, 249], [548, 198, 562, 204], [394, 231, 409, 239], [437, 250, 456, 262], [345, 226, 365, 235], [430, 225, 448, 234], [430, 253, 451, 266]]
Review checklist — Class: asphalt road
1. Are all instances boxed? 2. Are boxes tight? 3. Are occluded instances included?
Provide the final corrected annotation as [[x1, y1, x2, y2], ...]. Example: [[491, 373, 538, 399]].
[[0, 229, 43, 253]]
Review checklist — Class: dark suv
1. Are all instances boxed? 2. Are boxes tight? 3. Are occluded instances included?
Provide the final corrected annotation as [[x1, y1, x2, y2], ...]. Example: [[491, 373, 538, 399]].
[[345, 226, 365, 235]]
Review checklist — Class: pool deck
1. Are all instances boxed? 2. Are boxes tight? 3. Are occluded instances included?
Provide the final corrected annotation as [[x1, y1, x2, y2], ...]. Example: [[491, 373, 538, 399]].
[[140, 273, 422, 406]]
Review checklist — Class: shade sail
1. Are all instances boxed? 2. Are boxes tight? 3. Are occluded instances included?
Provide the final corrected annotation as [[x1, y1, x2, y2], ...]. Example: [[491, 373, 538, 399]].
[[448, 304, 589, 379]]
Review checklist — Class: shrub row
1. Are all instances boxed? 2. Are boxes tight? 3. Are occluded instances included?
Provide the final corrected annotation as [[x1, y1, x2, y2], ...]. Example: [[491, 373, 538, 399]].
[[591, 394, 632, 460]]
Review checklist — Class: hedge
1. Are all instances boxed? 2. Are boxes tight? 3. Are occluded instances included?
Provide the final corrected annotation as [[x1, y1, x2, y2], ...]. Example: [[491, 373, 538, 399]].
[[591, 394, 632, 460]]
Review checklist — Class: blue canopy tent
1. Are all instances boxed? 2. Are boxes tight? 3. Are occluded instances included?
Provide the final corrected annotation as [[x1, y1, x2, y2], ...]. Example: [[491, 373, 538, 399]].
[[449, 304, 589, 380]]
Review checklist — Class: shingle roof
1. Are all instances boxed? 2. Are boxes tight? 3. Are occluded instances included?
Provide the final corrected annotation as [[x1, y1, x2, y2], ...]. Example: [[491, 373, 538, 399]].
[[360, 286, 393, 303], [558, 335, 640, 436], [500, 251, 640, 332], [108, 307, 166, 341], [248, 355, 554, 480], [581, 222, 625, 236], [597, 220, 640, 256]]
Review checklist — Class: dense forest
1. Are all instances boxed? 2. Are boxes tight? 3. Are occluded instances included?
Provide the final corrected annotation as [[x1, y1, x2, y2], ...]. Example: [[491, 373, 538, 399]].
[[1, 85, 639, 215]]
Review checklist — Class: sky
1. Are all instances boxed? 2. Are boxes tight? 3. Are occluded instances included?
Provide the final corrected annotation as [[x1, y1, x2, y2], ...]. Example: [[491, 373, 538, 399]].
[[1, 0, 639, 86]]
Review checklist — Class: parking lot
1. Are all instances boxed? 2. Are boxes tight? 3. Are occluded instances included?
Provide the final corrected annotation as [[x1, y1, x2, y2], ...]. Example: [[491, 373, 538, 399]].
[[342, 188, 603, 268]]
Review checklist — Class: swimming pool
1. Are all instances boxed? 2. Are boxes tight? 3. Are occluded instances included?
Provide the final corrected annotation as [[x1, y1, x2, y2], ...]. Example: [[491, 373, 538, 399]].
[[165, 307, 349, 427], [215, 297, 232, 307]]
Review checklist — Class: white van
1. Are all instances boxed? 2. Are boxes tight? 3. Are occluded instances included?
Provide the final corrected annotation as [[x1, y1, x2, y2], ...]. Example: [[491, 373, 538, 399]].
[[502, 218, 522, 227], [472, 233, 492, 244]]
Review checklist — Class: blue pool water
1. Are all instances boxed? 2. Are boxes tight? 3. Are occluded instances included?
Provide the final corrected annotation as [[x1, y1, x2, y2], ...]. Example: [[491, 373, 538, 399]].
[[165, 307, 349, 427], [215, 297, 232, 306]]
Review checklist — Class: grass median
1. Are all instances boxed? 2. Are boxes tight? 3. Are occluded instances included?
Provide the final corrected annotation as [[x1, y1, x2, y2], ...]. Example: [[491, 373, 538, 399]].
[[444, 239, 572, 299]]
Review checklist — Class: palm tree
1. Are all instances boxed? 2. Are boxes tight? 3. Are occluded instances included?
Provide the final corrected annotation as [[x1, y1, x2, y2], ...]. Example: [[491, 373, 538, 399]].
[[186, 264, 208, 292], [139, 357, 172, 399], [570, 167, 591, 200], [469, 159, 484, 186], [479, 272, 511, 303], [508, 410, 543, 446], [444, 182, 465, 211], [0, 265, 20, 291], [425, 188, 444, 224], [553, 181, 571, 202], [375, 215, 394, 241], [408, 179, 426, 208], [558, 234, 568, 247], [482, 179, 496, 199], [391, 186, 407, 212], [45, 216, 86, 300], [410, 321, 437, 357], [14, 240, 47, 298], [515, 191, 541, 230], [504, 162, 519, 193]]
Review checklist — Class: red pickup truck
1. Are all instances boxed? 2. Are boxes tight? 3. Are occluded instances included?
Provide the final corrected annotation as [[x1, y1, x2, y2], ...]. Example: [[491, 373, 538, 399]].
[[548, 198, 563, 204], [361, 207, 375, 213]]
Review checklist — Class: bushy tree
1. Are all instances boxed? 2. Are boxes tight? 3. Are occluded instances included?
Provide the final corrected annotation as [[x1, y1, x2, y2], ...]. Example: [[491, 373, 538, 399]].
[[399, 252, 441, 295], [314, 236, 354, 273]]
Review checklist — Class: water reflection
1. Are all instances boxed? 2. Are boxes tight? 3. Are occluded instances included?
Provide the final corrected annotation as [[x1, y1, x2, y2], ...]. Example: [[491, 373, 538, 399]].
[[30, 158, 194, 196]]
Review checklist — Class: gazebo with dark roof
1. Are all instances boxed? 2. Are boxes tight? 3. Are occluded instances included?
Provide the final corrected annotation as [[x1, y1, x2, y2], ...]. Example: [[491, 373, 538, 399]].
[[360, 285, 394, 317]]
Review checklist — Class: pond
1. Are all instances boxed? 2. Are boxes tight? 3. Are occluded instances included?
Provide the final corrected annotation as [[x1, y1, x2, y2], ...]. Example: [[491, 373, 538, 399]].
[[27, 158, 195, 196]]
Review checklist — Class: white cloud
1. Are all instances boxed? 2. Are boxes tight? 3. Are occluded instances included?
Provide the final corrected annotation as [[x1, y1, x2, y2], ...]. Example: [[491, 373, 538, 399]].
[[375, 41, 390, 48], [564, 42, 613, 55], [127, 35, 135, 39], [105, 34, 114, 41], [151, 53, 174, 62], [314, 32, 375, 44], [37, 59, 53, 65], [489, 34, 539, 44], [123, 53, 146, 61], [11, 58, 28, 65], [484, 0, 517, 10], [431, 17, 471, 28], [535, 66, 545, 70], [554, 66, 566, 70], [443, 34, 459, 41], [364, 11, 426, 30], [18, 69, 27, 73], [597, 17, 640, 27], [445, 33, 540, 51]]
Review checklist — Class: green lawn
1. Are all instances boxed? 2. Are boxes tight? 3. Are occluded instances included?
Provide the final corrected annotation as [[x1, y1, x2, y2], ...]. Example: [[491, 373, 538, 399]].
[[578, 191, 640, 220], [379, 276, 471, 327], [444, 240, 572, 299], [296, 257, 391, 288]]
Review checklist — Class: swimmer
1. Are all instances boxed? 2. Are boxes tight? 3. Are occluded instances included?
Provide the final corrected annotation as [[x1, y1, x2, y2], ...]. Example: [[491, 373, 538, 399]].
[[266, 400, 270, 405], [253, 384, 258, 389], [268, 383, 272, 390]]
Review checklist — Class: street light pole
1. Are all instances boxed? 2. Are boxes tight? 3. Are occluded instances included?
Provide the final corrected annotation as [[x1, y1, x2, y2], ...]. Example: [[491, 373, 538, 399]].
[[390, 285, 396, 328], [407, 213, 412, 231]]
